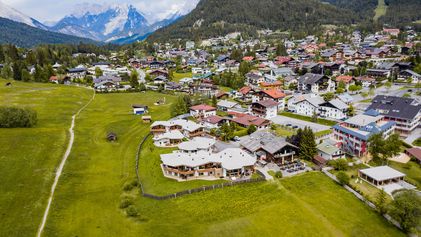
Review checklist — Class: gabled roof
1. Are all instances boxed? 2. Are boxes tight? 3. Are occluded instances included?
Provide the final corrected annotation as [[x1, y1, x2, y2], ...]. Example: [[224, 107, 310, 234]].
[[298, 73, 326, 85], [254, 99, 279, 108], [190, 104, 216, 111], [336, 75, 354, 84], [261, 89, 286, 99], [322, 99, 348, 110], [240, 130, 297, 155]]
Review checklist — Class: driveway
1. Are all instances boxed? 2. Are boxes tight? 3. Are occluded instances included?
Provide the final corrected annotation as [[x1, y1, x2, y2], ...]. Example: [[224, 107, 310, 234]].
[[270, 115, 331, 132]]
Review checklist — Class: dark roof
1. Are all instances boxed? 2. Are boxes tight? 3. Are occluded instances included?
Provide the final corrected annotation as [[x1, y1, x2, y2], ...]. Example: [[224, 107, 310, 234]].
[[298, 73, 326, 85], [367, 95, 421, 120], [254, 99, 279, 108], [67, 68, 86, 73]]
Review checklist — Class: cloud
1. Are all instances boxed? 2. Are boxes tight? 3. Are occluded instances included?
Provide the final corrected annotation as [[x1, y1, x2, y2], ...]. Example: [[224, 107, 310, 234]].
[[2, 0, 199, 23]]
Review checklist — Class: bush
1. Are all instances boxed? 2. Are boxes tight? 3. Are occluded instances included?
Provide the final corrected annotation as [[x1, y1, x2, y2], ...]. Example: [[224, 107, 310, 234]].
[[126, 205, 139, 217], [0, 107, 37, 128], [337, 171, 350, 185], [119, 198, 134, 209], [274, 171, 283, 179], [329, 159, 348, 171]]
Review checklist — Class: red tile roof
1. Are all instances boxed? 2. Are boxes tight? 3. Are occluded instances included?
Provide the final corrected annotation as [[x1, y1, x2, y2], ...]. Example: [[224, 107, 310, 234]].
[[190, 104, 216, 111], [239, 86, 252, 95], [336, 75, 354, 84], [231, 114, 270, 127], [203, 115, 224, 124], [275, 56, 292, 64], [242, 56, 254, 61], [255, 99, 279, 107], [406, 148, 421, 161], [262, 89, 286, 99], [260, 81, 283, 87]]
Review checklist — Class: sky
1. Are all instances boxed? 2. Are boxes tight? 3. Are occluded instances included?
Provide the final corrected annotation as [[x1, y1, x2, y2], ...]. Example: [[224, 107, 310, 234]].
[[2, 0, 199, 23]]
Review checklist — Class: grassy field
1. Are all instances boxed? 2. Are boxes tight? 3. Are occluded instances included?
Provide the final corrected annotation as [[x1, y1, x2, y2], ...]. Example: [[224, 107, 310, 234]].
[[173, 72, 192, 82], [412, 138, 421, 146], [138, 138, 226, 196], [374, 0, 387, 21], [279, 112, 337, 126], [1, 82, 406, 237], [0, 79, 93, 236], [389, 161, 421, 188]]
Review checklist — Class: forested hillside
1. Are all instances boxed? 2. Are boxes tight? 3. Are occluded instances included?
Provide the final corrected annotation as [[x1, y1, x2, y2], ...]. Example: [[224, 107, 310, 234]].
[[379, 0, 421, 28], [148, 0, 360, 42], [0, 17, 96, 48]]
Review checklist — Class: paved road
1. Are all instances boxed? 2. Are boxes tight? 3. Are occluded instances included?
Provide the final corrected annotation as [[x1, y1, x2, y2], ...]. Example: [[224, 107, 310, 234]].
[[405, 128, 421, 147], [270, 115, 331, 132], [37, 89, 96, 237]]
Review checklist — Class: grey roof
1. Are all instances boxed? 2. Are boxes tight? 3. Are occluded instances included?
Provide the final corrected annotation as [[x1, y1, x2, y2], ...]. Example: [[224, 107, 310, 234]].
[[217, 100, 238, 108], [298, 73, 326, 85], [344, 114, 383, 127], [240, 130, 297, 154], [367, 95, 421, 120], [295, 94, 324, 107], [272, 67, 295, 76], [360, 166, 405, 182], [317, 141, 340, 155], [323, 99, 348, 110], [94, 75, 121, 83]]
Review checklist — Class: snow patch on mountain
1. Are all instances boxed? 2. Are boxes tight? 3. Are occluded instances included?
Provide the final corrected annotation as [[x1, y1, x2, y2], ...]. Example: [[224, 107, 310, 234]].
[[0, 0, 47, 30]]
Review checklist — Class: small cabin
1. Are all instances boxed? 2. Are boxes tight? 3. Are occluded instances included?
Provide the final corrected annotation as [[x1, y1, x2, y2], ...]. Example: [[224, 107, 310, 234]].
[[142, 116, 152, 123], [132, 104, 148, 115], [107, 132, 117, 142]]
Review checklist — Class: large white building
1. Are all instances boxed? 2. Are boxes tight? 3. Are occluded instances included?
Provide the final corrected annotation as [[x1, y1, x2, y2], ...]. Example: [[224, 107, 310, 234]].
[[150, 119, 205, 147], [333, 111, 396, 157], [160, 137, 256, 180]]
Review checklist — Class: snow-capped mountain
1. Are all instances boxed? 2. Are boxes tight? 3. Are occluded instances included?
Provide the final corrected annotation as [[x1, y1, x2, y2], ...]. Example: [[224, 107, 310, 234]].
[[0, 0, 47, 30], [50, 4, 149, 42], [50, 3, 185, 43]]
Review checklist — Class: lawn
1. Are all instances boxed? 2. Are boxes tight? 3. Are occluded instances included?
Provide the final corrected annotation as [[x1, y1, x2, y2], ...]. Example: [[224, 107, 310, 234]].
[[138, 138, 226, 196], [135, 173, 403, 237], [274, 126, 295, 137], [172, 72, 192, 82], [412, 137, 421, 147], [0, 79, 93, 236], [280, 112, 337, 126], [374, 0, 387, 21], [389, 161, 421, 188], [330, 164, 390, 203], [3, 85, 405, 237]]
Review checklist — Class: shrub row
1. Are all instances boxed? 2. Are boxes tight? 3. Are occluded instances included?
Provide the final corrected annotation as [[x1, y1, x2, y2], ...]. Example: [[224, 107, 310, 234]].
[[0, 106, 37, 128]]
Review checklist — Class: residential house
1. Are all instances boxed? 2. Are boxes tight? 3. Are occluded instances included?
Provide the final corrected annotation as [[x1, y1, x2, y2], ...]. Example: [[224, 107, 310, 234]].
[[317, 140, 345, 160], [161, 146, 256, 180], [297, 73, 335, 93], [229, 113, 272, 130], [67, 67, 87, 80], [150, 119, 205, 147], [190, 104, 217, 119], [355, 76, 376, 88], [399, 70, 421, 83], [250, 99, 279, 119], [319, 99, 349, 120], [335, 75, 355, 90], [240, 130, 298, 164], [252, 89, 286, 110], [217, 100, 241, 112]]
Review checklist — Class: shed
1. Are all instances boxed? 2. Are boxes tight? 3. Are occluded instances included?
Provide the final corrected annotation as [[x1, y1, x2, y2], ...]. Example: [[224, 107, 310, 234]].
[[107, 132, 117, 142], [142, 116, 152, 123], [358, 166, 405, 186], [132, 104, 148, 115]]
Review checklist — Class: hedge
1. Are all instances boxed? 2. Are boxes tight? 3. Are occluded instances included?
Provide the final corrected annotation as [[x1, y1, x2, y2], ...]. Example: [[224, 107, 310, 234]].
[[0, 107, 37, 128]]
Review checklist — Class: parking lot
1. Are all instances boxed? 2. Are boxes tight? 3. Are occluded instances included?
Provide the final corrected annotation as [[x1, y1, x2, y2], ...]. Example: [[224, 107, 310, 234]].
[[270, 115, 332, 132]]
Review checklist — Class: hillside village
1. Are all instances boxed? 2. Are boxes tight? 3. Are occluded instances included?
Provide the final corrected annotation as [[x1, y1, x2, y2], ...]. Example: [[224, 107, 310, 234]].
[[1, 23, 421, 236]]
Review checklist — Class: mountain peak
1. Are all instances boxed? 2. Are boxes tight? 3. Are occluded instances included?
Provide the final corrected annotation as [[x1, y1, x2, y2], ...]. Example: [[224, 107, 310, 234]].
[[0, 0, 47, 29]]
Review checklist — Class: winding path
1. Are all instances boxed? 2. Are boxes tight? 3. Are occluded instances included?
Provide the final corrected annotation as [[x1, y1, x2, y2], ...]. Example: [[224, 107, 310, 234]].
[[37, 89, 95, 237]]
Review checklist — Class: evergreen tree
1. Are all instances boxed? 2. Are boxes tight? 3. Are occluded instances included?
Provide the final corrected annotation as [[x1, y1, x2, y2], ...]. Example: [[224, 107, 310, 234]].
[[12, 61, 22, 81], [375, 189, 388, 215], [300, 127, 317, 160], [95, 67, 103, 78], [211, 95, 217, 107], [21, 69, 31, 82], [130, 70, 139, 89]]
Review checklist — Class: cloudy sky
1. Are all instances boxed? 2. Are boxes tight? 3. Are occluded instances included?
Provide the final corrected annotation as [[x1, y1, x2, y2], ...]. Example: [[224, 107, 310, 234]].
[[3, 0, 199, 23]]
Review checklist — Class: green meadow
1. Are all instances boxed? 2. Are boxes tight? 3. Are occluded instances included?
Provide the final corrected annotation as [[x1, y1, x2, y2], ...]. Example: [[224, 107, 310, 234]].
[[0, 80, 404, 237]]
